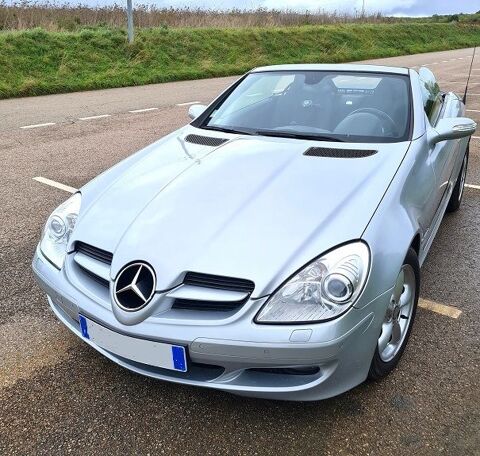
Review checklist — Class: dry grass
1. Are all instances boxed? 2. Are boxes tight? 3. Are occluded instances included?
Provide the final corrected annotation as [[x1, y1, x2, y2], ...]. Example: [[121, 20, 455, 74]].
[[2, 1, 477, 31], [0, 1, 392, 31]]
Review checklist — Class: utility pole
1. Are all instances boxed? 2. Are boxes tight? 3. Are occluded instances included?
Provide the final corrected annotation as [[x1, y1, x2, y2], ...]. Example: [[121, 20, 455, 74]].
[[361, 0, 365, 17], [126, 0, 134, 43]]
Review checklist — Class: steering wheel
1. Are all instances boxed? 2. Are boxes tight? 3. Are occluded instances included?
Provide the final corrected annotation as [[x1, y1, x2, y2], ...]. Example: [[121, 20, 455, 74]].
[[344, 107, 397, 135]]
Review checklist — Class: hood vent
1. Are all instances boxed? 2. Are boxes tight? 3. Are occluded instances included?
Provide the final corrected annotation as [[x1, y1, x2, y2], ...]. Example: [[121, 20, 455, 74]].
[[184, 134, 228, 147], [304, 147, 377, 158]]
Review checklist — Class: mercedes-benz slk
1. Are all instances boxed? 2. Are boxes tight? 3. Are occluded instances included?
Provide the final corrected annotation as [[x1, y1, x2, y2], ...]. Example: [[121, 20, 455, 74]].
[[33, 64, 476, 400]]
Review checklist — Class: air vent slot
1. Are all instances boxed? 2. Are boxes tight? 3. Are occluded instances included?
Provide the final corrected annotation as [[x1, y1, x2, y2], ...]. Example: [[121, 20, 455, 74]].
[[183, 272, 254, 293], [76, 242, 113, 265], [304, 147, 377, 158], [172, 272, 255, 312], [173, 299, 243, 312], [184, 134, 228, 147]]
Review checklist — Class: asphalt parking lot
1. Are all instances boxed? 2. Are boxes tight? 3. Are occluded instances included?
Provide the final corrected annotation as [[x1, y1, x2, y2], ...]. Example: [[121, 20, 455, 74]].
[[0, 47, 479, 455]]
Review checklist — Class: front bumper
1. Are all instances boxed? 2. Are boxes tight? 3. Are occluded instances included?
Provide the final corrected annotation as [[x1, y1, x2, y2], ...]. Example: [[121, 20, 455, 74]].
[[33, 248, 390, 401]]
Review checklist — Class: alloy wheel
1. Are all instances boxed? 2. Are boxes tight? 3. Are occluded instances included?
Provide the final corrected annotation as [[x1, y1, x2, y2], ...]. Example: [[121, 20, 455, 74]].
[[378, 264, 416, 362]]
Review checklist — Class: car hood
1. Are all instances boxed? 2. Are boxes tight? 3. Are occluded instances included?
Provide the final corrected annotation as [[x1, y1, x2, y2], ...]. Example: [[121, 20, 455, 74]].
[[72, 128, 410, 297]]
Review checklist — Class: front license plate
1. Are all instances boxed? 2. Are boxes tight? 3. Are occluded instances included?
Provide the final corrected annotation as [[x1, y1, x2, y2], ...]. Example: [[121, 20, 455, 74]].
[[78, 315, 187, 372]]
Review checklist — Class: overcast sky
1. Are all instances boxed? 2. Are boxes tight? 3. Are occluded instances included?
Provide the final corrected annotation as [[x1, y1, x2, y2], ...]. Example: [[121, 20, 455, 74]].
[[60, 0, 479, 16]]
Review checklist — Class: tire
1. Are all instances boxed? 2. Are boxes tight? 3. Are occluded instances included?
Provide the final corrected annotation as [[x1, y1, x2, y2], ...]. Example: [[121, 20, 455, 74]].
[[446, 145, 469, 213], [368, 248, 420, 380]]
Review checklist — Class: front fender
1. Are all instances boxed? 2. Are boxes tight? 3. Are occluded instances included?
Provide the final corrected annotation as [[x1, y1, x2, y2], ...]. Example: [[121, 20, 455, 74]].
[[358, 139, 427, 308]]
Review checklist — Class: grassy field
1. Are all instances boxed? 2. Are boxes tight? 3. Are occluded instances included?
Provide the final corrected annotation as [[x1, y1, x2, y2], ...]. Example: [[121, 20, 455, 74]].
[[0, 22, 479, 99]]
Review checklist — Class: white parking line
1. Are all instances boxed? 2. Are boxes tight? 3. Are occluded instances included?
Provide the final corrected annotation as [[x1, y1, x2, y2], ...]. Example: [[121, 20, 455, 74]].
[[78, 114, 111, 121], [472, 136, 480, 139], [128, 107, 159, 113], [176, 101, 201, 106], [418, 299, 462, 319], [466, 109, 480, 113], [465, 184, 480, 190], [20, 122, 56, 129], [33, 177, 77, 193]]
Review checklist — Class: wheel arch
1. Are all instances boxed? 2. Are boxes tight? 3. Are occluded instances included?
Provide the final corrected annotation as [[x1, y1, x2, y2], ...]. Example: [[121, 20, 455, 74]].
[[410, 233, 421, 257]]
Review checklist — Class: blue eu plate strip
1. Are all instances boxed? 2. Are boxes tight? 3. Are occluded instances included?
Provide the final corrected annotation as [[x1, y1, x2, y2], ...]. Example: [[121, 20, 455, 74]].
[[79, 315, 90, 339], [171, 346, 187, 372]]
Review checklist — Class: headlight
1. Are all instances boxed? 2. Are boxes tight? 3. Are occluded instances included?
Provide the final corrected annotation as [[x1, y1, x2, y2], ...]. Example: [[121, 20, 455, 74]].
[[256, 241, 370, 323], [40, 193, 81, 269]]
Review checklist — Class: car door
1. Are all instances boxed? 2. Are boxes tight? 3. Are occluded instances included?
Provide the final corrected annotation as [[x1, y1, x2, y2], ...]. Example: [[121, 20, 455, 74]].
[[419, 69, 458, 231]]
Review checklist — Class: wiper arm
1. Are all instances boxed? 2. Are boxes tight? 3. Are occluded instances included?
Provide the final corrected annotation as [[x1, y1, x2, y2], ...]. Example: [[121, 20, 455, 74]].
[[255, 129, 344, 142], [201, 125, 254, 136]]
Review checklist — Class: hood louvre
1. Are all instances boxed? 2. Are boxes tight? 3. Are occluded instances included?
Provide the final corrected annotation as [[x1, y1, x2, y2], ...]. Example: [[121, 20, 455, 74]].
[[304, 147, 377, 158], [184, 134, 229, 147]]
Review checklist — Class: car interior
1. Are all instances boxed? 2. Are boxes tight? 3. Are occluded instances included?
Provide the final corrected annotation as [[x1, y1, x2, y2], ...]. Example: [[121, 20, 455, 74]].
[[206, 72, 411, 141]]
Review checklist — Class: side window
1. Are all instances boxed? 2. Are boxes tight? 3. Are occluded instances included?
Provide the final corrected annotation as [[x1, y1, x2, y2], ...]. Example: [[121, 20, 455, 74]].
[[418, 68, 443, 125]]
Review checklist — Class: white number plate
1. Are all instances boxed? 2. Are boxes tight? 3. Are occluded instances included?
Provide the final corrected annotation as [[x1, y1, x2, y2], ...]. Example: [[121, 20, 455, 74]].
[[79, 315, 187, 372]]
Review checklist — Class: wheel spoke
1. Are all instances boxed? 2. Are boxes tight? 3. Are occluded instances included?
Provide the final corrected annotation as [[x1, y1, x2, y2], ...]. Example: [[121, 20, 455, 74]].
[[399, 284, 412, 307], [378, 322, 393, 353], [392, 269, 405, 304], [391, 320, 402, 344]]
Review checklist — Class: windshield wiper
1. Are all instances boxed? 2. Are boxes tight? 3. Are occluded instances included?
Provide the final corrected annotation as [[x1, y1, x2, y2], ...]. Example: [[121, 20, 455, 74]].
[[255, 129, 344, 142], [201, 125, 254, 136]]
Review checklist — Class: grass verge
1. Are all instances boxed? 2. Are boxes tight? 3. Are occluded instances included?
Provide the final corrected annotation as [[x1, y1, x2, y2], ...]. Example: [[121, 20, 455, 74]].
[[0, 23, 479, 99]]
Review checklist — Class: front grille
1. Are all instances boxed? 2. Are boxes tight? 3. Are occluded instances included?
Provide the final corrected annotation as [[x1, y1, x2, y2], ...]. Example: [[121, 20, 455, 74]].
[[172, 272, 255, 312], [183, 272, 254, 293], [304, 147, 377, 158], [173, 299, 244, 312], [184, 134, 228, 147], [78, 264, 110, 288], [76, 241, 113, 264]]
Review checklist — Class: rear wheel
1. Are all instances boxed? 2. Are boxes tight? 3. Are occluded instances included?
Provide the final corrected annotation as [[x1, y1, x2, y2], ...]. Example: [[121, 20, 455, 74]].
[[368, 248, 419, 380], [446, 146, 469, 213]]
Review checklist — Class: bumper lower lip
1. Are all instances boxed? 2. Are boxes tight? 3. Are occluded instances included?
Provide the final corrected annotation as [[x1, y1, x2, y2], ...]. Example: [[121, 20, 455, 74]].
[[32, 247, 389, 401]]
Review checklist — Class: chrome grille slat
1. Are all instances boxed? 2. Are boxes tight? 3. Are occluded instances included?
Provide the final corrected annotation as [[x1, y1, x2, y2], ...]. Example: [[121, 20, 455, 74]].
[[173, 272, 255, 312], [183, 272, 254, 293], [173, 299, 242, 312], [76, 242, 113, 264]]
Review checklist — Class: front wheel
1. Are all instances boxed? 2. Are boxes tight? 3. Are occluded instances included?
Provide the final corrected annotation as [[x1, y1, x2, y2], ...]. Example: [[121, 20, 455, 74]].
[[368, 248, 420, 380], [446, 145, 469, 213]]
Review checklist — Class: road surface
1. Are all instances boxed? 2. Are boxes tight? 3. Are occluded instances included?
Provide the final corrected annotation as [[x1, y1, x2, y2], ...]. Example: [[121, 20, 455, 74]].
[[0, 47, 479, 455]]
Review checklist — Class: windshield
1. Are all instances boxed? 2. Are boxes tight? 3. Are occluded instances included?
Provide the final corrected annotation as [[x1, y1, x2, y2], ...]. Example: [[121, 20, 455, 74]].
[[199, 71, 411, 143]]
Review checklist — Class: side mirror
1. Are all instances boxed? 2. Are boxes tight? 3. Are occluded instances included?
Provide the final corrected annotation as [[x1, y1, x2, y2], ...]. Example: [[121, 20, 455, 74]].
[[429, 117, 477, 145], [188, 104, 207, 120]]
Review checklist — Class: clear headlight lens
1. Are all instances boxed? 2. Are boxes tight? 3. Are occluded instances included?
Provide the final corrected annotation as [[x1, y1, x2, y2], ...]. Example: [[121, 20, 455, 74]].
[[40, 193, 81, 269], [256, 242, 370, 323]]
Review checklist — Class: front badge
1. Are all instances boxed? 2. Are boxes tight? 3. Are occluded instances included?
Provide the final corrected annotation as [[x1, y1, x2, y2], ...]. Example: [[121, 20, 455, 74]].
[[113, 262, 156, 311]]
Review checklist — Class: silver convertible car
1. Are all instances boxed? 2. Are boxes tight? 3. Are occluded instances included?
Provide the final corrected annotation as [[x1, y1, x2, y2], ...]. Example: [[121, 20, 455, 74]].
[[33, 64, 476, 401]]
